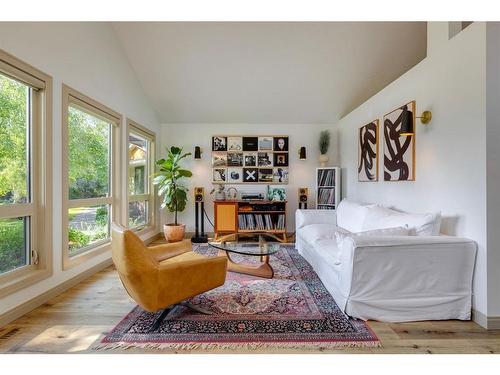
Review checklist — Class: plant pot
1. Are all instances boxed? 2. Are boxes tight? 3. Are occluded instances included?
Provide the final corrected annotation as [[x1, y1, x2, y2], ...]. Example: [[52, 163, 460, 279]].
[[163, 223, 186, 242], [319, 153, 329, 167]]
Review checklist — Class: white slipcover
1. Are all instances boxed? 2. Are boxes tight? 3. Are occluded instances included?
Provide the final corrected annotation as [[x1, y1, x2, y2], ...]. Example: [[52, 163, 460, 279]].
[[295, 202, 477, 322]]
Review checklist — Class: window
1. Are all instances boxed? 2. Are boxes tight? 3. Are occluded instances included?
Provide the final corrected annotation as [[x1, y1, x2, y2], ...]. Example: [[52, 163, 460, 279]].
[[0, 49, 52, 296], [62, 85, 121, 269], [127, 120, 156, 233]]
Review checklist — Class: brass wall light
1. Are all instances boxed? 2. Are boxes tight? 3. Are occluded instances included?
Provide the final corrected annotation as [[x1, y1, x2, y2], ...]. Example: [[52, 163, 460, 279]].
[[400, 107, 432, 137], [299, 146, 307, 160]]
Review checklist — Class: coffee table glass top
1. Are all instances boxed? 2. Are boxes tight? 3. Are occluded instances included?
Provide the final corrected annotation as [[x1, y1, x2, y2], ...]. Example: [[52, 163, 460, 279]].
[[208, 233, 281, 256]]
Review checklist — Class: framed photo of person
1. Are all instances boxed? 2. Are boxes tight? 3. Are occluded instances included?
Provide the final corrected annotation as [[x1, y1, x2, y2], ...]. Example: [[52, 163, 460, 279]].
[[273, 136, 288, 152], [273, 168, 289, 183], [273, 152, 289, 167], [244, 153, 257, 167], [212, 136, 227, 151]]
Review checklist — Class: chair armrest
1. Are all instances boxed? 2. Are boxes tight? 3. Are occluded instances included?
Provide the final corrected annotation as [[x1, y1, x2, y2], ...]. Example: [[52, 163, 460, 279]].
[[344, 235, 476, 249], [148, 239, 192, 262], [295, 209, 337, 230]]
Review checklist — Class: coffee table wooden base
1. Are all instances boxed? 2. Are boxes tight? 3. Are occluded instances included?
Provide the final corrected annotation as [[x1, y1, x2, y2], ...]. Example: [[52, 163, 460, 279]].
[[218, 249, 274, 279]]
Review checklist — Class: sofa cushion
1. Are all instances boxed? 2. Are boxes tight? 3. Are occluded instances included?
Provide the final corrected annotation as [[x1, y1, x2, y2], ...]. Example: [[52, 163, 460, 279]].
[[362, 205, 441, 236], [312, 239, 343, 269], [299, 224, 348, 244], [336, 199, 373, 233]]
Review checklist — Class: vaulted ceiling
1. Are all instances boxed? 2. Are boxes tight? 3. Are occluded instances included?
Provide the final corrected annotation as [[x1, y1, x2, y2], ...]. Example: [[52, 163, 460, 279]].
[[112, 22, 426, 124]]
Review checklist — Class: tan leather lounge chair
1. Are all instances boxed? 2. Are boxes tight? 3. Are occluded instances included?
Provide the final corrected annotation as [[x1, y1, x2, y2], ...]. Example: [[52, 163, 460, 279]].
[[111, 224, 227, 331]]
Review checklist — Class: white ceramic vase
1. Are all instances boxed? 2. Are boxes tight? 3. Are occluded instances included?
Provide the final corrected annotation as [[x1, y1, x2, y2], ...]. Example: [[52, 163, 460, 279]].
[[319, 153, 329, 167]]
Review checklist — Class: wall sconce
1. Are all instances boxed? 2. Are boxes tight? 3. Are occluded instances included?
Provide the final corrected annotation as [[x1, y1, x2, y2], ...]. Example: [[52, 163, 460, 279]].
[[298, 146, 307, 160], [194, 146, 202, 159], [400, 107, 432, 137]]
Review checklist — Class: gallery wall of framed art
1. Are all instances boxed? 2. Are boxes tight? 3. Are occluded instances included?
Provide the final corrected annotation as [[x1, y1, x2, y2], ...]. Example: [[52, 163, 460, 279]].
[[211, 135, 289, 184]]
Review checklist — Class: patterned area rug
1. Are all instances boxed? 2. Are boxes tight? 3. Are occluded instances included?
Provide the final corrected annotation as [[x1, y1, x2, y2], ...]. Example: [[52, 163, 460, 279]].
[[97, 244, 380, 350]]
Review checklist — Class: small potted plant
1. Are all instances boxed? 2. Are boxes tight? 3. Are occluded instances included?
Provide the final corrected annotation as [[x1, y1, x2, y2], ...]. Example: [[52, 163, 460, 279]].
[[153, 146, 192, 242], [318, 130, 331, 167]]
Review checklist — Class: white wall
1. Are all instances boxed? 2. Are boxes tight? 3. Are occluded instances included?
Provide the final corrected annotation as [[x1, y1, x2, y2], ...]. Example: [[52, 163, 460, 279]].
[[335, 23, 489, 318], [160, 123, 338, 232], [0, 23, 160, 316]]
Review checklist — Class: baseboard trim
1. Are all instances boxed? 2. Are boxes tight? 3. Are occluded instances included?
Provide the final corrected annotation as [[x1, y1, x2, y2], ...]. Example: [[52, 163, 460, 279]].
[[0, 258, 113, 328], [472, 309, 500, 330]]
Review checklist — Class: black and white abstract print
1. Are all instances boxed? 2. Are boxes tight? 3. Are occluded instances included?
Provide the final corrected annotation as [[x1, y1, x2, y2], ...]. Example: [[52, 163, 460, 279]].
[[383, 101, 415, 181], [358, 120, 378, 182]]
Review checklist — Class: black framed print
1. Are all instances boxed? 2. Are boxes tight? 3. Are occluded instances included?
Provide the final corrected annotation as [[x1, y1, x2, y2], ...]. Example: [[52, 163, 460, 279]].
[[273, 136, 288, 152], [259, 168, 273, 183], [227, 152, 243, 167], [242, 137, 258, 151], [243, 168, 258, 183], [212, 136, 227, 151], [244, 153, 257, 167], [258, 152, 273, 167], [273, 152, 289, 167], [228, 168, 243, 183]]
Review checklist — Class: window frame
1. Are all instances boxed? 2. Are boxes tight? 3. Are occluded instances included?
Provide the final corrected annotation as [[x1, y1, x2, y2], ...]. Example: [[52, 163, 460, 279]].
[[61, 84, 122, 270], [125, 119, 157, 236], [0, 48, 53, 297]]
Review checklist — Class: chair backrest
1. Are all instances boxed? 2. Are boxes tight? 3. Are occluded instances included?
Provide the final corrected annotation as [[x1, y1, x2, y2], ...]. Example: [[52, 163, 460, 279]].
[[111, 223, 159, 311]]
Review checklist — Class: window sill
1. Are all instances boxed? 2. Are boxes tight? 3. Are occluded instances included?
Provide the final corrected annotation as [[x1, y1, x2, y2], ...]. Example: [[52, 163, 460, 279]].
[[63, 240, 111, 271], [0, 267, 52, 299]]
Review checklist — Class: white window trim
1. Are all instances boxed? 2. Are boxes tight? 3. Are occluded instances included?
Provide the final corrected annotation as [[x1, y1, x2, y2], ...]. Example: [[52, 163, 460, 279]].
[[61, 84, 122, 270], [125, 119, 158, 237], [0, 49, 53, 298]]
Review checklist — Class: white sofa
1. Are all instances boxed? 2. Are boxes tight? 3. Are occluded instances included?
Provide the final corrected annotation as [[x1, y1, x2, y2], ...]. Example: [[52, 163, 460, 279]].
[[295, 199, 477, 322]]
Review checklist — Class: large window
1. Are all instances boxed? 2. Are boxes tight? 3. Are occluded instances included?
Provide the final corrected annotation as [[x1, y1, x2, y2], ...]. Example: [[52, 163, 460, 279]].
[[0, 49, 52, 296], [62, 85, 121, 269], [127, 120, 156, 233]]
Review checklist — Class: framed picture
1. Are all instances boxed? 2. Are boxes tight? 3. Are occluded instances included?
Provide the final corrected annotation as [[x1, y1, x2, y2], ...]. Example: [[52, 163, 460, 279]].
[[273, 168, 289, 183], [227, 152, 243, 167], [358, 120, 379, 182], [259, 168, 273, 183], [258, 152, 273, 167], [227, 137, 243, 152], [227, 168, 243, 183], [258, 137, 273, 151], [242, 137, 258, 151], [213, 168, 226, 182], [243, 168, 258, 183], [273, 152, 289, 167], [267, 186, 286, 201], [383, 101, 415, 181], [212, 152, 227, 167], [273, 136, 288, 152], [244, 153, 257, 167], [212, 136, 227, 151]]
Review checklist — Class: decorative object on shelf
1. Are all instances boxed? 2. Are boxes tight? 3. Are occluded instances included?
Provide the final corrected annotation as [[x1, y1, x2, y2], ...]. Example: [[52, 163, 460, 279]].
[[153, 146, 192, 242], [194, 146, 202, 159], [400, 107, 432, 136], [191, 187, 208, 243], [212, 135, 289, 184], [358, 120, 379, 182], [299, 146, 307, 160], [267, 186, 286, 202], [384, 101, 416, 181], [210, 184, 226, 200], [316, 167, 341, 210], [318, 130, 330, 166], [226, 187, 238, 200], [298, 188, 308, 209]]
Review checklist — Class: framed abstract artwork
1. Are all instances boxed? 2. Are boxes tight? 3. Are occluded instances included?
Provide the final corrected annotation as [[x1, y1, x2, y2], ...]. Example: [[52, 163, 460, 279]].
[[358, 120, 379, 182], [383, 101, 416, 181], [212, 135, 289, 184]]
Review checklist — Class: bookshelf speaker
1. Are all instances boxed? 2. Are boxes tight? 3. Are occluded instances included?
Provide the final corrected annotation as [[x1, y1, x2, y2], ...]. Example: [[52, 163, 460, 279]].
[[298, 188, 308, 209], [194, 187, 205, 202]]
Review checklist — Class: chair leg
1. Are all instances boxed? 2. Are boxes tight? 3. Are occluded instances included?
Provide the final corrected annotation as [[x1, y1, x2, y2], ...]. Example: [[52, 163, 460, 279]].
[[180, 301, 213, 315], [148, 305, 176, 333]]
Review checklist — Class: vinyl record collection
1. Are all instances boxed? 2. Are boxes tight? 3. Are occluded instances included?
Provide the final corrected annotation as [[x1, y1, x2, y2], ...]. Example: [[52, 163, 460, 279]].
[[238, 213, 285, 231], [317, 168, 336, 186], [317, 188, 336, 205]]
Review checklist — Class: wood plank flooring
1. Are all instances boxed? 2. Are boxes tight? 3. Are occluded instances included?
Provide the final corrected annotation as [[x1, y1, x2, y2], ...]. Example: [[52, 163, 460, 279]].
[[1, 246, 499, 353]]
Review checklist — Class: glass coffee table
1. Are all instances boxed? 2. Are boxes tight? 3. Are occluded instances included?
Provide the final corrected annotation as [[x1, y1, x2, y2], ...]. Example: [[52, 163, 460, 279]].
[[208, 233, 282, 279]]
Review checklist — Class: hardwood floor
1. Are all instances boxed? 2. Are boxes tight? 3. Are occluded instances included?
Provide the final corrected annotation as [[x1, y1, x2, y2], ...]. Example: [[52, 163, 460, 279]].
[[1, 258, 499, 353]]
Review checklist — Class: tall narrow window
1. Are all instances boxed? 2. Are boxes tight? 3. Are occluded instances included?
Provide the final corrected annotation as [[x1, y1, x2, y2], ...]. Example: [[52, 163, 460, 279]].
[[0, 49, 52, 296], [127, 120, 156, 233], [62, 85, 121, 269]]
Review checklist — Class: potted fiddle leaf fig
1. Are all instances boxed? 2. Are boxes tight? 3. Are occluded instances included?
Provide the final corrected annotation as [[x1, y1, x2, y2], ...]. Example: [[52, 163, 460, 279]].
[[153, 146, 192, 242]]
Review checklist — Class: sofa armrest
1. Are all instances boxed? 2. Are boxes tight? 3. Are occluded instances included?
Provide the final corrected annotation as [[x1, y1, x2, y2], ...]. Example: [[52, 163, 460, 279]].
[[344, 235, 477, 249], [295, 209, 337, 230]]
